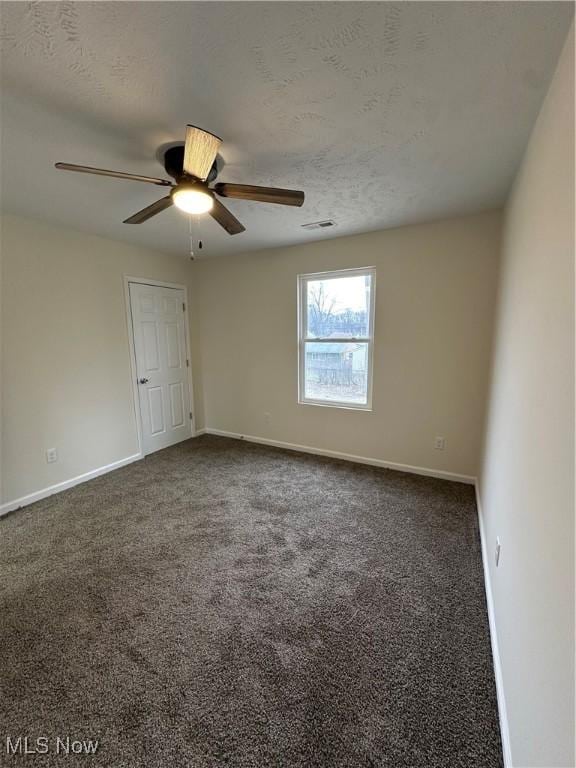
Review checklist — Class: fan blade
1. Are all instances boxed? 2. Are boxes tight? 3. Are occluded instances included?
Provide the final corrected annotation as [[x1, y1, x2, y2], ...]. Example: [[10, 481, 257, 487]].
[[183, 125, 222, 181], [209, 197, 245, 235], [55, 163, 172, 186], [123, 196, 173, 224], [214, 183, 304, 207]]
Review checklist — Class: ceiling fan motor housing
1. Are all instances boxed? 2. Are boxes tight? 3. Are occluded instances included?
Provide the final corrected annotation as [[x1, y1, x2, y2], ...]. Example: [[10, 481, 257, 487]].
[[163, 145, 218, 183]]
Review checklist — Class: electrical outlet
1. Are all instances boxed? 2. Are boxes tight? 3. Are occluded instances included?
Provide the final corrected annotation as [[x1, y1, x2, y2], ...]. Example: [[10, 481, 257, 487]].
[[434, 436, 446, 450], [46, 448, 58, 464], [264, 412, 271, 424], [495, 537, 501, 567]]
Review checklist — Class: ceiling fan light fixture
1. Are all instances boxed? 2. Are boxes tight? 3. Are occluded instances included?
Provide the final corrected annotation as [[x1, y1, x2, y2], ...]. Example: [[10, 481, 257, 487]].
[[56, 122, 304, 235], [171, 184, 214, 215]]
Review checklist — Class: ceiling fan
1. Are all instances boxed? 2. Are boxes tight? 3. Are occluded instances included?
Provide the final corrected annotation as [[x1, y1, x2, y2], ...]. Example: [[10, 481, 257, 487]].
[[55, 125, 305, 235]]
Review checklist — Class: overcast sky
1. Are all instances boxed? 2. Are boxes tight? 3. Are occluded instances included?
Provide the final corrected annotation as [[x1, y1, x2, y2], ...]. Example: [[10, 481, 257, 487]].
[[308, 275, 369, 312]]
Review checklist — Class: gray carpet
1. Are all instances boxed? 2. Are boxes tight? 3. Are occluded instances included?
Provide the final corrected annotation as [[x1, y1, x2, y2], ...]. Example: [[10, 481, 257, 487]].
[[0, 435, 502, 767]]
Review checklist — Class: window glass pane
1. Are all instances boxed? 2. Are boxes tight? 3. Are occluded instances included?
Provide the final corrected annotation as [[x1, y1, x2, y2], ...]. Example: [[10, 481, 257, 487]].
[[306, 273, 371, 338], [304, 341, 368, 405]]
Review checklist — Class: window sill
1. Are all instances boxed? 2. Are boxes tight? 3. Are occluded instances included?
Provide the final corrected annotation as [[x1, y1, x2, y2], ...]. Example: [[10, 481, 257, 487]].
[[298, 398, 373, 412]]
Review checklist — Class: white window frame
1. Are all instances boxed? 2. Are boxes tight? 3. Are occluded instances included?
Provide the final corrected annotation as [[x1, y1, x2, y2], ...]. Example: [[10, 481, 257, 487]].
[[298, 266, 376, 411]]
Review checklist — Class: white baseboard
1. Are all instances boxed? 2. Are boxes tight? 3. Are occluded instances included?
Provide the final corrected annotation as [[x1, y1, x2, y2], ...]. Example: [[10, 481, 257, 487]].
[[200, 427, 476, 484], [0, 453, 143, 517], [475, 482, 513, 767], [2, 429, 472, 518]]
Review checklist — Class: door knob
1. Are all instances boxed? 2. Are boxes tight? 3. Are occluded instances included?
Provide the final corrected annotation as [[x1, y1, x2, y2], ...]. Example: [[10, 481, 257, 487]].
[[139, 378, 149, 384]]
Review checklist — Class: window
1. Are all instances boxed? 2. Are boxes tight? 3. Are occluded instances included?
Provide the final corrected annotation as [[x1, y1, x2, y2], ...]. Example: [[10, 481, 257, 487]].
[[298, 267, 375, 409]]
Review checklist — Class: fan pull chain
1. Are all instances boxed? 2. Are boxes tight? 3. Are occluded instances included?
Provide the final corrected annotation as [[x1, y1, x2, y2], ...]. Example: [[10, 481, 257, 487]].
[[188, 215, 203, 260], [197, 215, 203, 252], [188, 215, 195, 260]]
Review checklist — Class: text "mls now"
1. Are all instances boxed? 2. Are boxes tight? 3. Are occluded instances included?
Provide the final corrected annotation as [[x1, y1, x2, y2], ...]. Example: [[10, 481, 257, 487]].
[[6, 736, 99, 756]]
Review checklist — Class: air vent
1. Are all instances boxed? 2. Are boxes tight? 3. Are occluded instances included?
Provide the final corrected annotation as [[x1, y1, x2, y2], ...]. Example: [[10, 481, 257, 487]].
[[301, 220, 337, 231]]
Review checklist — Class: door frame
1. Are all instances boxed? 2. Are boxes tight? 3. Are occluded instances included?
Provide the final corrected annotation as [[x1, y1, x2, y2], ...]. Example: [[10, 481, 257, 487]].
[[123, 276, 196, 458]]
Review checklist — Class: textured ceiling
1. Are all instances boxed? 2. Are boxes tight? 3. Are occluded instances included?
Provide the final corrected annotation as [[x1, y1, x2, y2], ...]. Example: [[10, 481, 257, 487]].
[[0, 2, 572, 257]]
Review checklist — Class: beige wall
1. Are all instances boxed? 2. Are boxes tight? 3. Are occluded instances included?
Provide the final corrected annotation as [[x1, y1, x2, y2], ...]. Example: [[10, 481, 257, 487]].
[[1, 208, 501, 504], [192, 210, 501, 478], [479, 26, 574, 768], [1, 213, 198, 506]]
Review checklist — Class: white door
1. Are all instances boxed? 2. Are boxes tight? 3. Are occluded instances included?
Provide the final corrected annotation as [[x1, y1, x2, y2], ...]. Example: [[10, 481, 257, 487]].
[[129, 282, 193, 455]]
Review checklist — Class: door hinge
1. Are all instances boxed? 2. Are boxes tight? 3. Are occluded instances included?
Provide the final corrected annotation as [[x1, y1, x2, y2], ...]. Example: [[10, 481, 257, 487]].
[[186, 359, 190, 367], [189, 412, 193, 420], [182, 302, 186, 312]]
